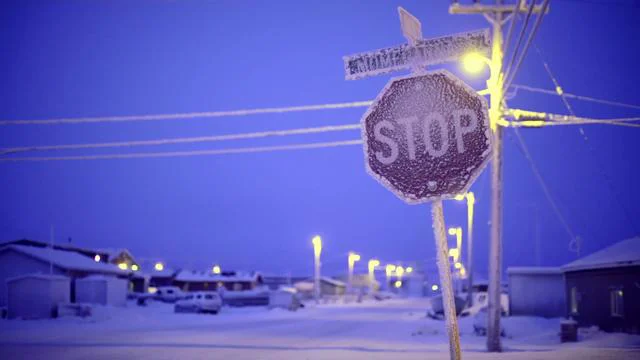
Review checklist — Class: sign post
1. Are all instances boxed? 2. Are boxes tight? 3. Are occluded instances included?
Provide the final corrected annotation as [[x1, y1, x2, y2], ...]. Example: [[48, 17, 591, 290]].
[[346, 8, 492, 359]]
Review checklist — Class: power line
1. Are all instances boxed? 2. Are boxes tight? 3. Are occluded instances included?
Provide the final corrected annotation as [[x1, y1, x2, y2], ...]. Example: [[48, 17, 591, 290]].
[[503, 0, 551, 93], [510, 84, 640, 110], [502, 0, 535, 82], [0, 101, 373, 126], [511, 127, 578, 243], [534, 44, 640, 235], [0, 124, 361, 155], [0, 139, 363, 162]]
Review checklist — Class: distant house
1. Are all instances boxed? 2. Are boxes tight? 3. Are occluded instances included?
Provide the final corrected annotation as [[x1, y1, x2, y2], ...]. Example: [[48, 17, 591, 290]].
[[173, 270, 263, 292], [262, 274, 307, 290], [0, 244, 129, 306], [294, 277, 346, 298], [97, 248, 139, 270], [507, 267, 565, 318], [562, 237, 640, 333], [0, 239, 109, 263]]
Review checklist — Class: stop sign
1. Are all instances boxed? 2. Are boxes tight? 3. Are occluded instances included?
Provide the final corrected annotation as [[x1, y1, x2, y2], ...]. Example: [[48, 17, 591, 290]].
[[362, 70, 492, 204]]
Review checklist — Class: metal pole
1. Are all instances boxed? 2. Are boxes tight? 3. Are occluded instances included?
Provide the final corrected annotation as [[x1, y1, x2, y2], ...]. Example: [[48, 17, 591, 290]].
[[315, 255, 320, 303], [466, 194, 475, 307], [49, 225, 54, 275], [432, 200, 462, 360], [348, 259, 353, 294], [487, 4, 504, 351]]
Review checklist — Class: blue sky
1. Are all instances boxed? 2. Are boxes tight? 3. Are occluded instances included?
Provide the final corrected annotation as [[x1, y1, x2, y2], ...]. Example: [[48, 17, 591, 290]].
[[1, 0, 639, 277]]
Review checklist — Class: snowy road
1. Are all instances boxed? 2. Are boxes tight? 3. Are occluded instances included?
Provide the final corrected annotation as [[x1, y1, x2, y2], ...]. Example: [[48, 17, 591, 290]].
[[1, 298, 639, 359]]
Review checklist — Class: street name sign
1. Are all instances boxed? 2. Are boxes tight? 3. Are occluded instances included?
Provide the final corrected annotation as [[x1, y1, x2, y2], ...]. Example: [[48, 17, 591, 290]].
[[361, 70, 492, 204], [343, 29, 490, 80]]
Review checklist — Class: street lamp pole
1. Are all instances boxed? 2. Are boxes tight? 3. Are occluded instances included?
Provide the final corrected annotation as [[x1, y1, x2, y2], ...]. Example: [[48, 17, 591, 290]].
[[368, 259, 380, 294], [456, 192, 476, 306], [385, 264, 396, 291], [348, 252, 361, 294], [312, 235, 322, 303]]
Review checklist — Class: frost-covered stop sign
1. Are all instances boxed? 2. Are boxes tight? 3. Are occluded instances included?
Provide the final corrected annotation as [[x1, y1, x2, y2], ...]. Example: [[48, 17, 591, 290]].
[[362, 70, 492, 204]]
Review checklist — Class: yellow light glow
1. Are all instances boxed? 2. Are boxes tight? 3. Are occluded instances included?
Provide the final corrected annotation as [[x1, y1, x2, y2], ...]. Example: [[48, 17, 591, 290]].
[[454, 262, 462, 269], [148, 286, 157, 294], [348, 252, 361, 266], [118, 263, 128, 270], [448, 227, 456, 235], [406, 267, 413, 273], [368, 259, 380, 274], [449, 248, 459, 259], [385, 264, 396, 276], [396, 266, 405, 277], [154, 262, 164, 271], [460, 268, 467, 277], [454, 194, 465, 201], [312, 235, 322, 258], [394, 280, 402, 288], [212, 265, 221, 274], [462, 52, 486, 74], [131, 264, 139, 271], [431, 284, 439, 291], [94, 254, 101, 262]]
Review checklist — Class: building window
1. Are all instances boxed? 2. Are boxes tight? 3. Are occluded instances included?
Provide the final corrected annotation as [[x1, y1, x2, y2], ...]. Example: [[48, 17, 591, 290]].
[[610, 289, 624, 317], [570, 287, 579, 314]]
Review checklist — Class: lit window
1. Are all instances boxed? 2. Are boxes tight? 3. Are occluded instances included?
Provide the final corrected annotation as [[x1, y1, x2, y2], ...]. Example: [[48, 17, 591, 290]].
[[148, 287, 157, 294], [570, 287, 579, 314], [131, 264, 139, 271], [118, 263, 128, 270], [610, 289, 624, 317]]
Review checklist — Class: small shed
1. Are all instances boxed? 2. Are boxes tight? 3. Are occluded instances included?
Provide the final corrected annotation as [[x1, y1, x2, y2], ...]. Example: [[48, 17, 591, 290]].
[[7, 274, 70, 319], [269, 287, 301, 311], [75, 275, 128, 306], [507, 267, 565, 318]]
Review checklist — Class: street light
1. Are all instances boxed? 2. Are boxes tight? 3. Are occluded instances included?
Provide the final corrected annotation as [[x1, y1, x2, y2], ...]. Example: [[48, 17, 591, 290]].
[[448, 227, 463, 263], [406, 266, 413, 274], [131, 264, 139, 271], [455, 191, 476, 306], [348, 252, 361, 293], [461, 52, 489, 74], [385, 264, 396, 290], [94, 254, 101, 262], [368, 259, 380, 294], [212, 265, 221, 274], [154, 262, 164, 271], [312, 235, 322, 303]]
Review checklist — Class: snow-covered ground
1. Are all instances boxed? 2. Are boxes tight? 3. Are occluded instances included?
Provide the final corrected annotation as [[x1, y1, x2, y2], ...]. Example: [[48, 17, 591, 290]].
[[1, 298, 639, 359]]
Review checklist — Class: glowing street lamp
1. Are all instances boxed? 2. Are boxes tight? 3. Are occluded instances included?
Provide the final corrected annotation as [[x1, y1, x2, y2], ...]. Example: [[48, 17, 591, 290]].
[[448, 227, 463, 263], [406, 266, 414, 274], [455, 191, 476, 306], [312, 235, 322, 302], [461, 52, 489, 74], [347, 252, 361, 293], [212, 265, 221, 274], [385, 264, 396, 290], [368, 259, 380, 293], [154, 262, 164, 271], [131, 264, 139, 271], [396, 266, 405, 281], [94, 254, 101, 262]]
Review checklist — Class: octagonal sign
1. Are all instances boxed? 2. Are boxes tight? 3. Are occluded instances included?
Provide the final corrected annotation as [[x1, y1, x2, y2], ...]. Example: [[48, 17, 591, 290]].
[[362, 70, 492, 204]]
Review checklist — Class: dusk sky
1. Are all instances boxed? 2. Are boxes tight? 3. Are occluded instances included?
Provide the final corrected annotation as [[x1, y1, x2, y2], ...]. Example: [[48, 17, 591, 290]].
[[1, 0, 639, 278]]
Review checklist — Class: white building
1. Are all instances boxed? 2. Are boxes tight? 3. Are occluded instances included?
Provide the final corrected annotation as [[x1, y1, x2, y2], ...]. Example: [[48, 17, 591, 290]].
[[507, 267, 565, 318], [7, 274, 70, 319], [76, 275, 128, 306], [0, 244, 128, 306]]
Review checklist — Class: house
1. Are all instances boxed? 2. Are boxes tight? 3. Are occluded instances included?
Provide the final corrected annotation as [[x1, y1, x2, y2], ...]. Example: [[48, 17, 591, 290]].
[[562, 237, 640, 334], [0, 244, 129, 306], [262, 273, 308, 290], [507, 267, 565, 318], [97, 248, 139, 270], [0, 239, 109, 263], [293, 277, 346, 299], [173, 270, 263, 292]]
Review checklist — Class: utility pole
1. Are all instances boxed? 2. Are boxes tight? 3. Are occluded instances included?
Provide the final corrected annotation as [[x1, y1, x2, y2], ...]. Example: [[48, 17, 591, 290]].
[[449, 0, 548, 352]]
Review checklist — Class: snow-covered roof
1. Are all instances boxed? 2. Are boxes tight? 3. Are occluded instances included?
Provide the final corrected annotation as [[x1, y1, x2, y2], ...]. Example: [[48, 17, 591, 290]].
[[174, 270, 260, 283], [1, 245, 129, 275], [7, 273, 70, 283], [562, 237, 640, 272], [507, 267, 562, 275], [321, 276, 346, 287], [97, 248, 136, 262]]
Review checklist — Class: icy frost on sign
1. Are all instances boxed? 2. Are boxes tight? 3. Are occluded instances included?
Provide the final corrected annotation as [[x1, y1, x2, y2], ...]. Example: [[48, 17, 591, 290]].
[[343, 29, 490, 80], [361, 70, 492, 204]]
